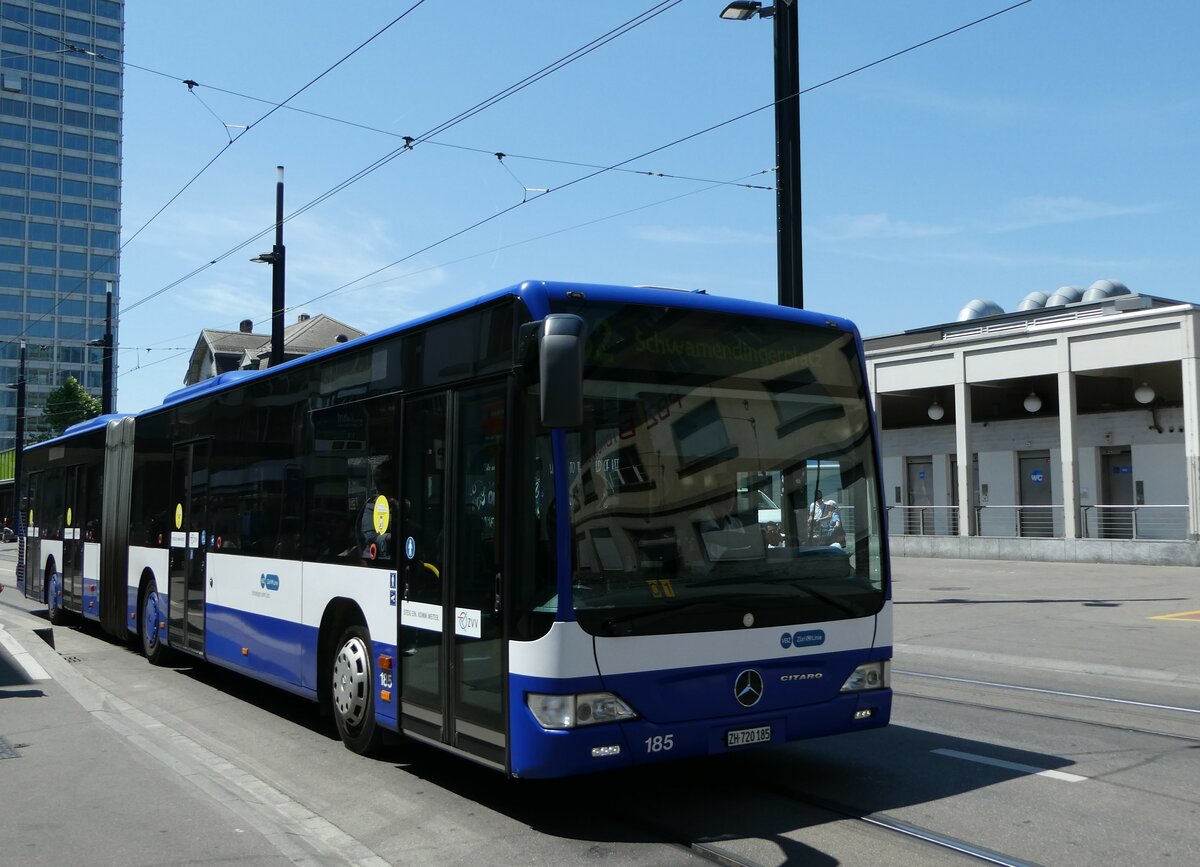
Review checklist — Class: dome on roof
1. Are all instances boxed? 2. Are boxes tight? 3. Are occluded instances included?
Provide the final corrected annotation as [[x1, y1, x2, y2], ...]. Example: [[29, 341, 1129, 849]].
[[957, 299, 1005, 321], [1081, 278, 1131, 302], [1017, 290, 1049, 311], [1045, 285, 1084, 307]]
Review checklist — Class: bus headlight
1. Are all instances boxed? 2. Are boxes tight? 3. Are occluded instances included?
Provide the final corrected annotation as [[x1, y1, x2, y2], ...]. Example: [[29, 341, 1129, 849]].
[[840, 661, 890, 692], [526, 692, 637, 729]]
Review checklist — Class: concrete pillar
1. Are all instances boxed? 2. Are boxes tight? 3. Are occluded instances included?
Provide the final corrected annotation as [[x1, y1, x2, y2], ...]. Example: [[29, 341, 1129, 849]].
[[954, 378, 973, 535], [1058, 359, 1080, 539], [1182, 317, 1200, 540]]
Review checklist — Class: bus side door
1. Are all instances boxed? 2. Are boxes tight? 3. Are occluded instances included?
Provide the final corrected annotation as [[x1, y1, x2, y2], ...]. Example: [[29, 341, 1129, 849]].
[[399, 382, 507, 769], [169, 440, 210, 655], [61, 465, 84, 613]]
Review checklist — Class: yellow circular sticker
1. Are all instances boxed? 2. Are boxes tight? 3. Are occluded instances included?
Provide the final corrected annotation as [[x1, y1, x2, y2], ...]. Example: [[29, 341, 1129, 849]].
[[67, 507, 73, 526], [175, 503, 184, 529], [373, 495, 391, 535]]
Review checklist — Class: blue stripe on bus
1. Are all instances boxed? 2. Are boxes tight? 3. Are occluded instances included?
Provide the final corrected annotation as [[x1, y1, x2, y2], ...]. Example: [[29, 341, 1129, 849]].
[[507, 650, 892, 779], [202, 604, 400, 733], [205, 603, 316, 691]]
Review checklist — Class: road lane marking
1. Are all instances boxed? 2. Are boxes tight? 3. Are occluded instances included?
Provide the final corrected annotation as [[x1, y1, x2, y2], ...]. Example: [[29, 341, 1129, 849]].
[[0, 624, 50, 681], [1150, 609, 1200, 622], [933, 748, 1087, 782]]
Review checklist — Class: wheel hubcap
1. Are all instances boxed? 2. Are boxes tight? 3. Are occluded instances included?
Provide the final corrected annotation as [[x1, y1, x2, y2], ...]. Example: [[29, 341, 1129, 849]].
[[332, 636, 370, 728], [143, 592, 158, 649]]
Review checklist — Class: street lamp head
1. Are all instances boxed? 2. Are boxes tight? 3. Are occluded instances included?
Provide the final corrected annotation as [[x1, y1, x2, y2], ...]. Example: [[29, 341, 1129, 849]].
[[250, 252, 279, 265], [720, 1, 764, 20]]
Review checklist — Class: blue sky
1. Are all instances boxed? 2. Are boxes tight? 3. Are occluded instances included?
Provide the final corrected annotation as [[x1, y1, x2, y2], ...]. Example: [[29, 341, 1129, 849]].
[[113, 0, 1200, 413]]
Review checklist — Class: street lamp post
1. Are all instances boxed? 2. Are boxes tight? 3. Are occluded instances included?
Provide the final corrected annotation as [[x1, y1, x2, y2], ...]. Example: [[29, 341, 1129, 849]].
[[720, 0, 803, 309], [101, 282, 113, 413], [251, 166, 286, 367]]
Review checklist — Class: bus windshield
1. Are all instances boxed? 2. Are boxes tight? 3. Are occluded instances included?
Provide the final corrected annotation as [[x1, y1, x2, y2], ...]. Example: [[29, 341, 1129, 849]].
[[557, 302, 885, 637]]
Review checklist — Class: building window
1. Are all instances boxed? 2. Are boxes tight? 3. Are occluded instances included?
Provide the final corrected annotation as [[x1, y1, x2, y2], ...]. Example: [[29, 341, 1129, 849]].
[[30, 103, 60, 123], [28, 247, 54, 267], [64, 85, 90, 106], [0, 121, 25, 141], [29, 198, 56, 217], [32, 57, 61, 77], [63, 108, 89, 129], [61, 225, 87, 246], [30, 175, 57, 194], [63, 132, 88, 151], [63, 62, 90, 82], [64, 18, 91, 39], [30, 150, 57, 170], [61, 250, 87, 271], [31, 80, 59, 100], [28, 222, 54, 242]]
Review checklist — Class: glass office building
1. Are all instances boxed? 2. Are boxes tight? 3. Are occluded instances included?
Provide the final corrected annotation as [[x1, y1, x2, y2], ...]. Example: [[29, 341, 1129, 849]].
[[0, 0, 122, 449]]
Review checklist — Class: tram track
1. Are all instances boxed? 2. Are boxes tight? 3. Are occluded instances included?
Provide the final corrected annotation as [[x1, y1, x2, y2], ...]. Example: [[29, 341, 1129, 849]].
[[672, 787, 1046, 867], [895, 669, 1200, 743]]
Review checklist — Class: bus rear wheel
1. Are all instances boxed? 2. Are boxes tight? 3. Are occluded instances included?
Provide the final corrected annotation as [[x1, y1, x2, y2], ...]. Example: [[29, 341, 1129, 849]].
[[330, 624, 382, 755], [46, 569, 66, 625], [141, 579, 169, 666]]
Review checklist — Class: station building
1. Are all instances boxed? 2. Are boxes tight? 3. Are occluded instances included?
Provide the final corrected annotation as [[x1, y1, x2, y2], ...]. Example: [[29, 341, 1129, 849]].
[[864, 280, 1200, 565]]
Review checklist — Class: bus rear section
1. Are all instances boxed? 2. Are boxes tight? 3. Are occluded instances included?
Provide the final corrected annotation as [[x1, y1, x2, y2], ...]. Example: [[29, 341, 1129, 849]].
[[505, 288, 892, 778]]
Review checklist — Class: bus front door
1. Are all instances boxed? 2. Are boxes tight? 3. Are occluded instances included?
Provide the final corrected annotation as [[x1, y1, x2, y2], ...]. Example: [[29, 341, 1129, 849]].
[[168, 441, 210, 655], [399, 385, 507, 769]]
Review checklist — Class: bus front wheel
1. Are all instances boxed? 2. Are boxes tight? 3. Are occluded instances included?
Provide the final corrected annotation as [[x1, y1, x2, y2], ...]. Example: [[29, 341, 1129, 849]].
[[330, 624, 382, 755]]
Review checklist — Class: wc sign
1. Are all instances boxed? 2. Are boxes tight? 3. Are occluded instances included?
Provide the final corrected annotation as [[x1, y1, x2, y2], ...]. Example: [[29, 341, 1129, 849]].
[[1030, 470, 1044, 483]]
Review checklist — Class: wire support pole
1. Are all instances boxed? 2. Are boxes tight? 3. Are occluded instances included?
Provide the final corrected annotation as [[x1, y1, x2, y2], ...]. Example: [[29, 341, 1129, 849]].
[[773, 0, 802, 309]]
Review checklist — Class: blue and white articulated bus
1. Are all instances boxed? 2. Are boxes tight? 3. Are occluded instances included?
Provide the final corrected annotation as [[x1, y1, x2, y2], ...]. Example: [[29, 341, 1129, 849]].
[[18, 281, 891, 779]]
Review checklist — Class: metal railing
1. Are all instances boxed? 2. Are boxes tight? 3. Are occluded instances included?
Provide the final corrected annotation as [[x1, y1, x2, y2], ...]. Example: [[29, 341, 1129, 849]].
[[974, 505, 1062, 538], [887, 505, 961, 536], [1080, 504, 1188, 541], [890, 503, 1192, 541]]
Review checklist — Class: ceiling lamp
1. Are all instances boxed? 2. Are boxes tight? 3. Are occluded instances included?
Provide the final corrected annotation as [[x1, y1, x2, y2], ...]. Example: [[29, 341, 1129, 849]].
[[1134, 382, 1155, 404], [927, 400, 945, 421], [1023, 392, 1042, 413]]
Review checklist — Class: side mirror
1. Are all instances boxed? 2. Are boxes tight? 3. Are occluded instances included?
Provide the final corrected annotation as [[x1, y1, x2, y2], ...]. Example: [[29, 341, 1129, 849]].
[[539, 314, 584, 428]]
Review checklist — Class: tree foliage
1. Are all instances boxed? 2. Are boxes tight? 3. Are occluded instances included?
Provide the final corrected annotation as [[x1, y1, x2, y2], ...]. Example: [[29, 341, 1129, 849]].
[[42, 376, 102, 436]]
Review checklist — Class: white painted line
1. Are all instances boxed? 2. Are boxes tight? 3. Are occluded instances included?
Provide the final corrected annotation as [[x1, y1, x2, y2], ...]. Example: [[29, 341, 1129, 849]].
[[933, 748, 1087, 782], [0, 624, 50, 681]]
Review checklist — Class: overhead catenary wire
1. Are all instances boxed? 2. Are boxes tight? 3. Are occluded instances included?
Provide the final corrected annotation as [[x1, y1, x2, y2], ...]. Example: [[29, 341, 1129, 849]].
[[0, 1, 431, 351], [120, 0, 683, 315], [116, 0, 1038, 371]]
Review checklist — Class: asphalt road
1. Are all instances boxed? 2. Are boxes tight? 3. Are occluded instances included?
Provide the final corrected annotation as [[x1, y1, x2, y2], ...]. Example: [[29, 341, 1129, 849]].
[[2, 547, 1198, 866]]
